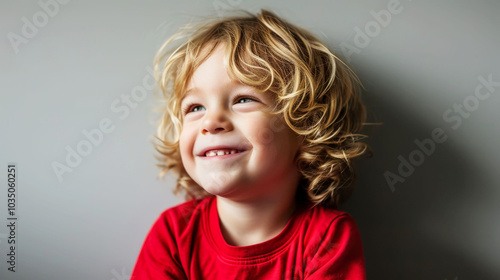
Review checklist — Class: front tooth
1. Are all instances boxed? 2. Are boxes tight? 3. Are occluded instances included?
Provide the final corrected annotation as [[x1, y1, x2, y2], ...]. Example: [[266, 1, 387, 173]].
[[206, 151, 217, 157], [230, 150, 236, 154], [216, 150, 225, 156]]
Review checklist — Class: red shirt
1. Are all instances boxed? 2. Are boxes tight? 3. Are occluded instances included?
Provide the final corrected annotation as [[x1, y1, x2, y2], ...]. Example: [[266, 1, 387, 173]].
[[132, 196, 366, 279]]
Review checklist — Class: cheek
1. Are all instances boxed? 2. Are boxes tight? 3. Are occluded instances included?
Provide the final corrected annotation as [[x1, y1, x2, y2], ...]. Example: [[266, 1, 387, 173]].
[[251, 116, 292, 147], [254, 126, 300, 164], [179, 127, 195, 166], [245, 117, 282, 161], [179, 132, 187, 158]]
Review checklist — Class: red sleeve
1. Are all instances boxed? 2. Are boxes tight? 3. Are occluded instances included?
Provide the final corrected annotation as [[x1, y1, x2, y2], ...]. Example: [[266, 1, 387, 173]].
[[305, 214, 366, 280], [131, 213, 187, 280]]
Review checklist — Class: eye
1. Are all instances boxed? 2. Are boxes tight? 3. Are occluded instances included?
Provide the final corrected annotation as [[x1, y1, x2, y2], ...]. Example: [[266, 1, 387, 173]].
[[183, 103, 205, 115], [192, 105, 205, 112], [235, 96, 257, 104]]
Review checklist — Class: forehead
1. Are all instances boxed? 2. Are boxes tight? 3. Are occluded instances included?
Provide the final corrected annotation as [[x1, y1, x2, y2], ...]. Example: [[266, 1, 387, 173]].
[[186, 44, 229, 89], [180, 44, 257, 100], [177, 43, 276, 106], [177, 43, 225, 99]]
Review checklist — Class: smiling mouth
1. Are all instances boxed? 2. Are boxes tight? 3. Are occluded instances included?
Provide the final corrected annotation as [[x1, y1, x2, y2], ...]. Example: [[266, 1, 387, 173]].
[[204, 149, 244, 157]]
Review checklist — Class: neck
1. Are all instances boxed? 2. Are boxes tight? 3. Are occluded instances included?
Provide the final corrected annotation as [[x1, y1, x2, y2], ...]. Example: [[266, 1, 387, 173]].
[[216, 174, 300, 246]]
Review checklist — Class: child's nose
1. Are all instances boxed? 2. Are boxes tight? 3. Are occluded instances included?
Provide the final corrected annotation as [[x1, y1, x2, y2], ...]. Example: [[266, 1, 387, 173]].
[[201, 110, 233, 135]]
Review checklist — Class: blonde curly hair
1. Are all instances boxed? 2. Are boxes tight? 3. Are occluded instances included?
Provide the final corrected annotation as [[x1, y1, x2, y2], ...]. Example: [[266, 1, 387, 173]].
[[153, 9, 369, 208]]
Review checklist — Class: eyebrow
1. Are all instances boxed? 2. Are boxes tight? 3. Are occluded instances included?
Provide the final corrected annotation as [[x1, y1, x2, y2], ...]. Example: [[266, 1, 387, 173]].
[[183, 87, 198, 96], [180, 87, 200, 104]]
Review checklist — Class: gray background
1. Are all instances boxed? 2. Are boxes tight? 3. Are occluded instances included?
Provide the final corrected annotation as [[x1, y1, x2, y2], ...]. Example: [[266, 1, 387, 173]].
[[1, 0, 499, 279]]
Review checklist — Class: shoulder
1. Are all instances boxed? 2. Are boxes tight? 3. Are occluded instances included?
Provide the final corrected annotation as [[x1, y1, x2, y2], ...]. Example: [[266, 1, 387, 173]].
[[298, 204, 363, 253], [149, 196, 214, 238], [158, 195, 213, 228], [132, 197, 214, 278], [301, 203, 358, 231], [298, 205, 366, 278]]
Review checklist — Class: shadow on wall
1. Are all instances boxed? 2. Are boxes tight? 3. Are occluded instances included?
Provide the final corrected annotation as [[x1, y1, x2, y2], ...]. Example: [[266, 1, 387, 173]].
[[340, 65, 499, 280]]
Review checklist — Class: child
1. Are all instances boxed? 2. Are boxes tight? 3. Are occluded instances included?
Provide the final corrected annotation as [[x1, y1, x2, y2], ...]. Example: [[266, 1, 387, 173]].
[[132, 9, 369, 279]]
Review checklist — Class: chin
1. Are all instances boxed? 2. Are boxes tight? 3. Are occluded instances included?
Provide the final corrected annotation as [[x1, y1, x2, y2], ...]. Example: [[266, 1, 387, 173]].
[[195, 178, 231, 195], [201, 181, 249, 199]]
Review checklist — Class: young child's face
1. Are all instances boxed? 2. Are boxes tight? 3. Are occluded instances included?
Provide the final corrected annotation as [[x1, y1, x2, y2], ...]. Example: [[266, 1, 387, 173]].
[[178, 43, 302, 201]]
